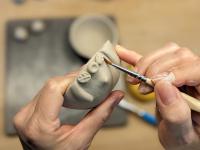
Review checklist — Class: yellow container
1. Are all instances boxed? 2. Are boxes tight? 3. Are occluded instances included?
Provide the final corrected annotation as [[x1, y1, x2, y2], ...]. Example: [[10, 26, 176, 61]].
[[126, 66, 155, 101], [127, 83, 155, 101]]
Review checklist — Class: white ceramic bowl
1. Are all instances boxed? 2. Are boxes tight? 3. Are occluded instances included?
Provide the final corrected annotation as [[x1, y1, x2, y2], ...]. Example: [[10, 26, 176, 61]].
[[69, 15, 119, 59]]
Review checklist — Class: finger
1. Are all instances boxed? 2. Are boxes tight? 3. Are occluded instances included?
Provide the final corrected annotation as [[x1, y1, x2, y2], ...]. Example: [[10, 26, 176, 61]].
[[13, 92, 41, 132], [192, 111, 200, 136], [155, 80, 198, 146], [125, 43, 178, 85], [126, 66, 141, 84], [130, 43, 179, 84], [128, 43, 180, 84], [129, 46, 182, 94], [155, 103, 162, 123], [139, 72, 176, 95], [33, 73, 78, 122], [138, 82, 153, 94], [115, 45, 142, 65], [139, 48, 196, 95], [62, 72, 79, 94], [115, 44, 142, 86], [155, 80, 191, 125], [14, 71, 78, 131], [64, 70, 80, 77], [74, 91, 124, 140], [136, 42, 180, 74], [145, 48, 196, 78], [192, 111, 200, 124], [170, 60, 200, 88]]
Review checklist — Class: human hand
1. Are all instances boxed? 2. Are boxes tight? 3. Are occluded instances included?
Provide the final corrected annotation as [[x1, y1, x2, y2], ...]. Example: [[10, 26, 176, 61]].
[[13, 72, 124, 150], [116, 43, 200, 148]]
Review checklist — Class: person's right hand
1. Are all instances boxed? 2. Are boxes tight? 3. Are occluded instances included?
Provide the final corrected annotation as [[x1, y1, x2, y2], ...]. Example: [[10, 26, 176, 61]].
[[116, 43, 200, 149], [13, 72, 124, 150]]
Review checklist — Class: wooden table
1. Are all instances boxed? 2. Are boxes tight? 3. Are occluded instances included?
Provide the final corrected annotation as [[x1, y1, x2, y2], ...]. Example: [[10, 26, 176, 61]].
[[1, 0, 200, 149]]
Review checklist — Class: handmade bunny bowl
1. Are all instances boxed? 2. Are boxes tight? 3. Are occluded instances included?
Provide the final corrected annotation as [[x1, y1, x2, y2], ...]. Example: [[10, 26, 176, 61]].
[[64, 41, 121, 109]]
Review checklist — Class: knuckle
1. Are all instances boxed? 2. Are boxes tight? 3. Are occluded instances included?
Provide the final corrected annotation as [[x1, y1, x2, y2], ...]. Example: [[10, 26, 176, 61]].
[[165, 42, 179, 49], [165, 107, 190, 125], [23, 123, 38, 141], [176, 48, 195, 59], [180, 47, 192, 54], [13, 113, 23, 130], [146, 64, 160, 77], [196, 58, 200, 65], [45, 78, 58, 91], [135, 57, 146, 71], [100, 111, 110, 124], [166, 114, 187, 125]]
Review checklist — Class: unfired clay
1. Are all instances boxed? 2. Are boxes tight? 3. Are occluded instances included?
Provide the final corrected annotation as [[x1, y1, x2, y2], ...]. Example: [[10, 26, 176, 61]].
[[63, 41, 120, 109], [14, 26, 29, 41], [31, 20, 46, 33], [69, 15, 119, 58]]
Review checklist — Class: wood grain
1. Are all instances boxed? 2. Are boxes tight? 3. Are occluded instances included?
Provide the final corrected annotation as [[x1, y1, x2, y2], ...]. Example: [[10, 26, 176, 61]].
[[1, 0, 200, 149]]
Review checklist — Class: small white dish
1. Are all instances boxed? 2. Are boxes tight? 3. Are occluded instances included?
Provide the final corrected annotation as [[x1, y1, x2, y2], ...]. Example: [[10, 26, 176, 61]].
[[69, 15, 119, 59]]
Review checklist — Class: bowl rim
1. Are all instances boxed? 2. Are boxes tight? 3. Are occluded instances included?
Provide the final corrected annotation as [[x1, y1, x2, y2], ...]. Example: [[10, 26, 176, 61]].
[[69, 14, 119, 59]]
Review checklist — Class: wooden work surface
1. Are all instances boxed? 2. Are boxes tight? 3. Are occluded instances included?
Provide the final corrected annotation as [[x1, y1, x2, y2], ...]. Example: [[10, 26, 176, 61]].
[[0, 0, 200, 149]]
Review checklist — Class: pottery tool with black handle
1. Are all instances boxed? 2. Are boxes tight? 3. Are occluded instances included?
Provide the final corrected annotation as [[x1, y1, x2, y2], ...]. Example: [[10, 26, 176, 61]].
[[104, 58, 200, 112]]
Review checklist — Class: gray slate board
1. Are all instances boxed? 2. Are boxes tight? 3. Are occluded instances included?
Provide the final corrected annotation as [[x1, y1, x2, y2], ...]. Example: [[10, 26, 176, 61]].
[[5, 17, 127, 135]]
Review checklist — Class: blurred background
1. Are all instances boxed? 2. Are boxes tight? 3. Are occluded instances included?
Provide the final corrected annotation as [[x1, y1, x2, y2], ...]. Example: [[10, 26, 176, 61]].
[[0, 0, 200, 149]]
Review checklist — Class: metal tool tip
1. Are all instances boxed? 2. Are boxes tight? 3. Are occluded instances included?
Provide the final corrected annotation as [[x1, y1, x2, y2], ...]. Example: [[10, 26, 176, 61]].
[[104, 57, 112, 65]]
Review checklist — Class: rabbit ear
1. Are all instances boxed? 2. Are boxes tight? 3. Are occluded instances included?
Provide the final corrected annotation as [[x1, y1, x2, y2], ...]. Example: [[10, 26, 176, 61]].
[[100, 40, 120, 65], [99, 41, 121, 86]]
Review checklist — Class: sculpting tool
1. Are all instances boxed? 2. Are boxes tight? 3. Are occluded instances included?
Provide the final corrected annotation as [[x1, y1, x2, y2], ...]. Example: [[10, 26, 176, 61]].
[[104, 58, 153, 86], [104, 58, 200, 112], [119, 99, 157, 126]]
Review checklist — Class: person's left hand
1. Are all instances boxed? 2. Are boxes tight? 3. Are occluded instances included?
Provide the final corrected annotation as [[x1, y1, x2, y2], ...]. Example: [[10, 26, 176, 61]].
[[13, 72, 124, 150]]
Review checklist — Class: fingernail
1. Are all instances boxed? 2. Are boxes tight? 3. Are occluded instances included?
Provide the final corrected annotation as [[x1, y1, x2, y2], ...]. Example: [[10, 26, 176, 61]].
[[133, 66, 138, 72], [126, 75, 134, 83], [155, 81, 177, 105], [113, 92, 124, 105], [116, 45, 122, 50], [138, 84, 153, 94], [167, 42, 179, 49]]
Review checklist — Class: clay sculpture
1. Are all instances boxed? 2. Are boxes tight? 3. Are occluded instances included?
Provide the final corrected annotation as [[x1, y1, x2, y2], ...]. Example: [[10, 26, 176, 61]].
[[63, 41, 121, 109], [14, 26, 29, 41]]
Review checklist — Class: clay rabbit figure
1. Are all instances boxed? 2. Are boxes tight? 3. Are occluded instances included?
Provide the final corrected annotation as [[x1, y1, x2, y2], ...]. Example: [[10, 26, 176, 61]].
[[64, 41, 121, 109]]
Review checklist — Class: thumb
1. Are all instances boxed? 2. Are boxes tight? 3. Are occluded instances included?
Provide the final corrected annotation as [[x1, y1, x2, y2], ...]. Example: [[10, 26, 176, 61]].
[[73, 91, 124, 140], [155, 80, 198, 146], [155, 80, 191, 125]]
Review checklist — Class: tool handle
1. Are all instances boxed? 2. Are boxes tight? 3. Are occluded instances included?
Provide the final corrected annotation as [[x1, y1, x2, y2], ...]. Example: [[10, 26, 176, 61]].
[[140, 112, 157, 126], [181, 92, 200, 112], [146, 78, 200, 112]]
